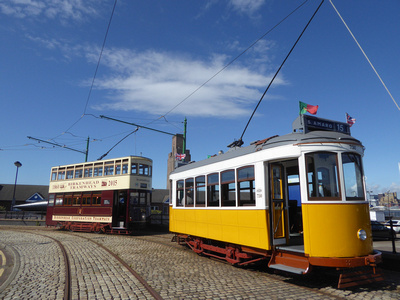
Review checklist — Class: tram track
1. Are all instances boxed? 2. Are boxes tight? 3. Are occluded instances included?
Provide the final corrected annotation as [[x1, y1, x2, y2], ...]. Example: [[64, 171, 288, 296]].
[[0, 226, 399, 299]]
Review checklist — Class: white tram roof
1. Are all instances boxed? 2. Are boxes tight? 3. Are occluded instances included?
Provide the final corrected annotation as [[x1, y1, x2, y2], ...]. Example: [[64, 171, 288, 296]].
[[171, 115, 362, 174]]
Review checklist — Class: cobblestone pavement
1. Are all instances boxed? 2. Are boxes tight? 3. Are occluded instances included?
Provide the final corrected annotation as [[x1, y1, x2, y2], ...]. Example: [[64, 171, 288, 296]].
[[0, 226, 399, 299]]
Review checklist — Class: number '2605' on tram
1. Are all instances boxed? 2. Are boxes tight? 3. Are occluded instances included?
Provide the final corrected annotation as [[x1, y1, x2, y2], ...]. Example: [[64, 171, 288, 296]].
[[169, 115, 382, 288], [46, 156, 152, 234]]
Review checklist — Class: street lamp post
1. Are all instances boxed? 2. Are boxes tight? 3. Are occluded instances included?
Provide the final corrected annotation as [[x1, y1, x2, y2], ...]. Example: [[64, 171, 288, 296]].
[[11, 161, 22, 211]]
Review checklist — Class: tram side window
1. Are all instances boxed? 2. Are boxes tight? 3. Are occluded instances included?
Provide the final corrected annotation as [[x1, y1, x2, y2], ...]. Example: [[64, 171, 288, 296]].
[[84, 167, 93, 178], [342, 153, 365, 200], [55, 195, 63, 206], [104, 163, 114, 176], [51, 171, 57, 181], [82, 193, 91, 205], [122, 163, 129, 174], [195, 176, 206, 207], [94, 165, 103, 177], [176, 180, 184, 207], [64, 194, 72, 206], [207, 173, 220, 207], [237, 166, 255, 206], [48, 194, 55, 206], [139, 164, 150, 176], [221, 170, 236, 206], [58, 170, 65, 180], [115, 161, 121, 175], [75, 168, 83, 179], [306, 152, 340, 200], [92, 194, 102, 205], [131, 163, 138, 174], [66, 170, 74, 179], [72, 193, 81, 206], [185, 178, 194, 206]]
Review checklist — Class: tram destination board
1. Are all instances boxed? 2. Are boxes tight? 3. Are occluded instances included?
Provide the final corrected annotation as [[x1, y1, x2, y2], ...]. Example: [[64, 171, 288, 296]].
[[303, 115, 350, 135]]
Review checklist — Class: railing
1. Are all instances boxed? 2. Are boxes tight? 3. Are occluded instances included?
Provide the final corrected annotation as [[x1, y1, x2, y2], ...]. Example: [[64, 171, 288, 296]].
[[148, 213, 169, 226], [0, 211, 46, 220]]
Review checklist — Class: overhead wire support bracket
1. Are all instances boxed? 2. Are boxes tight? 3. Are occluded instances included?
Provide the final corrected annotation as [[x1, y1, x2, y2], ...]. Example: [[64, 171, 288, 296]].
[[27, 136, 89, 161], [100, 115, 175, 136]]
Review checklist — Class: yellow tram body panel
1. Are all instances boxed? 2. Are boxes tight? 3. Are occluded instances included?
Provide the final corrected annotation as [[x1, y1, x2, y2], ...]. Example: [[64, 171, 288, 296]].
[[302, 203, 373, 258], [170, 208, 271, 250]]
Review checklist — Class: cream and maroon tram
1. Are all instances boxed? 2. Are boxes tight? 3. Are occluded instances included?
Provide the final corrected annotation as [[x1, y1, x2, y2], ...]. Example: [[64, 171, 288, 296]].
[[46, 156, 152, 234], [169, 114, 382, 288]]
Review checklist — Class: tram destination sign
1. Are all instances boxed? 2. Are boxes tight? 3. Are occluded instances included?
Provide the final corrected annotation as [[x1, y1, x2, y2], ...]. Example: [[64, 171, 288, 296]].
[[302, 115, 350, 135]]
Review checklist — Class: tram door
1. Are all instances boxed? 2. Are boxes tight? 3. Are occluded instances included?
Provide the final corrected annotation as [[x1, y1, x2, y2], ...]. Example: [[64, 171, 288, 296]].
[[270, 164, 287, 245], [113, 190, 127, 228]]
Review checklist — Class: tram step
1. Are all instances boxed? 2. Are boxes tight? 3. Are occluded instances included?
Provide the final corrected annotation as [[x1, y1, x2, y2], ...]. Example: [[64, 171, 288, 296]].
[[269, 263, 307, 274]]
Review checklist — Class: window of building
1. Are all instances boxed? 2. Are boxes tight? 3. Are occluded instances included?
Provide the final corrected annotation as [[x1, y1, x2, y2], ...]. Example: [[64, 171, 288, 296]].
[[221, 170, 236, 206], [195, 176, 206, 207], [207, 173, 220, 207], [306, 152, 340, 200], [176, 180, 184, 207], [185, 178, 194, 206], [342, 153, 365, 200], [237, 166, 255, 206]]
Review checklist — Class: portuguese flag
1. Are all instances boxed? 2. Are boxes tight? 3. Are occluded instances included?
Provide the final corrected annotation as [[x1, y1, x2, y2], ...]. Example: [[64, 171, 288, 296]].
[[299, 101, 318, 115]]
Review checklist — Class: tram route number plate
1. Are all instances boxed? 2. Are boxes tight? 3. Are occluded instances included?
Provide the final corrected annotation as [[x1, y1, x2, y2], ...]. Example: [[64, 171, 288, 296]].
[[303, 115, 350, 135]]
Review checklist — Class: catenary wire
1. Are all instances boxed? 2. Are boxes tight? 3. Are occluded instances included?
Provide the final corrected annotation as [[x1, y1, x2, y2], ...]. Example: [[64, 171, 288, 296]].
[[329, 0, 400, 111]]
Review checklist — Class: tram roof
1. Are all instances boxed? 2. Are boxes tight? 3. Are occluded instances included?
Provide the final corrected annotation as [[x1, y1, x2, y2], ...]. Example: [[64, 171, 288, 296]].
[[171, 115, 362, 174], [51, 155, 152, 169]]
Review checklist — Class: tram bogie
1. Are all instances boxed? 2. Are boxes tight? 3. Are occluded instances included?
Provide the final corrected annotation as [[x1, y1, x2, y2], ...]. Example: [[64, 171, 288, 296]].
[[169, 114, 383, 288], [46, 156, 152, 234]]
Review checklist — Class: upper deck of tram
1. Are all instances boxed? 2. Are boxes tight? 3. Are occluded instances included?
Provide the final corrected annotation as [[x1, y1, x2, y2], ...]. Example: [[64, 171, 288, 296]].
[[170, 115, 363, 175], [49, 155, 153, 193]]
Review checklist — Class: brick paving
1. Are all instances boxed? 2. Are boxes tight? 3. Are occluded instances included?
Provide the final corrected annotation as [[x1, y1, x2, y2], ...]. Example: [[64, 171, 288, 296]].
[[0, 226, 399, 299]]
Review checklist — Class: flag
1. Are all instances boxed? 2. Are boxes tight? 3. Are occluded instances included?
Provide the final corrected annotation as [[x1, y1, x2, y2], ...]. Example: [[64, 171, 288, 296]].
[[346, 113, 356, 127], [175, 153, 186, 161], [299, 101, 318, 115]]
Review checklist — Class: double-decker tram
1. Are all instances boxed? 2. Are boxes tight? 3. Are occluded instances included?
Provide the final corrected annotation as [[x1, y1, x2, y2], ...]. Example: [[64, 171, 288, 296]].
[[169, 114, 383, 288], [46, 156, 152, 234]]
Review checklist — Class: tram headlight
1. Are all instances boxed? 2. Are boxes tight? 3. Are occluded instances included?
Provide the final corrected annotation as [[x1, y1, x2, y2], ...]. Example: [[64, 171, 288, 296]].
[[357, 229, 367, 241]]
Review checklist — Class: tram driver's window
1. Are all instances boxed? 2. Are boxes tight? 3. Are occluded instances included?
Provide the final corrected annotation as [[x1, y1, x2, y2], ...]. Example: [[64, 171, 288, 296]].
[[238, 166, 255, 206], [176, 180, 184, 207], [342, 153, 365, 200], [306, 152, 340, 200]]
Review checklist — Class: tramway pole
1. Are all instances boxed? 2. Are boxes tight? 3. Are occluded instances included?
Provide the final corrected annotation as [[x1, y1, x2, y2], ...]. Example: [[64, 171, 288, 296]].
[[182, 117, 187, 162]]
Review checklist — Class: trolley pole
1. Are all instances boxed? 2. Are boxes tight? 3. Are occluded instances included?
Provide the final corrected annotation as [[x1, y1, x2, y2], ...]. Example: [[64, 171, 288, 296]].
[[182, 117, 187, 161], [85, 136, 90, 162]]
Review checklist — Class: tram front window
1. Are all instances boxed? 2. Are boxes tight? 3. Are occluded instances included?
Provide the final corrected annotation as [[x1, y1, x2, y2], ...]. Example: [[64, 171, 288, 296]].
[[342, 153, 365, 200], [306, 152, 340, 200]]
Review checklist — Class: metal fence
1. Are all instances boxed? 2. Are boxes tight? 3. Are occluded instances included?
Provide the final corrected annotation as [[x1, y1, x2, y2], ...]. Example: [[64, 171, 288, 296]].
[[0, 211, 46, 220]]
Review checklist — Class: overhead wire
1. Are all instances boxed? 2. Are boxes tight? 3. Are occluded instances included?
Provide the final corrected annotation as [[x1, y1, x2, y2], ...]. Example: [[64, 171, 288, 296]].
[[329, 0, 400, 111], [158, 0, 310, 120]]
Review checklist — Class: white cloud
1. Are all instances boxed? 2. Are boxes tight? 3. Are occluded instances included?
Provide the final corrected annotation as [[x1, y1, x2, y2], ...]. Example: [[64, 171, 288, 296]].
[[89, 48, 287, 118], [0, 0, 100, 21], [229, 0, 266, 17]]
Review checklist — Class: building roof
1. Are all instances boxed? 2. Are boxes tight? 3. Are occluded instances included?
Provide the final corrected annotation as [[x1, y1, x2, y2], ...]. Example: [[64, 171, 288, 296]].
[[0, 184, 49, 202]]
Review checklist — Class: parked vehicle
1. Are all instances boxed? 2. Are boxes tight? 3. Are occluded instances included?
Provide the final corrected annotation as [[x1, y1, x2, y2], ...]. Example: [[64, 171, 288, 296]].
[[384, 220, 400, 234], [371, 221, 395, 240]]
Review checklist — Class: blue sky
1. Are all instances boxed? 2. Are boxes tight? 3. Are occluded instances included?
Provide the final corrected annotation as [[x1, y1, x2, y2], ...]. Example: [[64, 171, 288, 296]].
[[1, 0, 400, 195]]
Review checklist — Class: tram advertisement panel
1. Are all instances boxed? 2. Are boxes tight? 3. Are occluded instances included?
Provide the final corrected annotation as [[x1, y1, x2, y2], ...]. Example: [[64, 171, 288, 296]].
[[49, 176, 151, 193]]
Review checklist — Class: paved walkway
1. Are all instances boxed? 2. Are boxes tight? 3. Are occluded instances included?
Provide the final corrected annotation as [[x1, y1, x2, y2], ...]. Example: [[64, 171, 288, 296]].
[[0, 227, 399, 299]]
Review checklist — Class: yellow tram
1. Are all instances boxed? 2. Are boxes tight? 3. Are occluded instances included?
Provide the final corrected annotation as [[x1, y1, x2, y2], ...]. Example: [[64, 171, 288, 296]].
[[169, 114, 382, 288]]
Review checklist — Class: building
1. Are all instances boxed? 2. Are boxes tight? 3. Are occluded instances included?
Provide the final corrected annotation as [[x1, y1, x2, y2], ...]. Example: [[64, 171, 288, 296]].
[[166, 134, 191, 189], [0, 184, 49, 211], [378, 192, 400, 207]]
